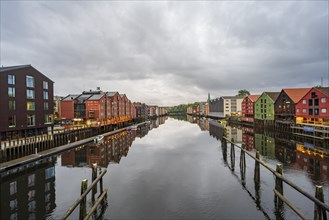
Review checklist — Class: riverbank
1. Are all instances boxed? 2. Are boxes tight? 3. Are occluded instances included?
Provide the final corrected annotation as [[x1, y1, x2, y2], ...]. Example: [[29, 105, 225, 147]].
[[0, 122, 146, 174], [186, 113, 329, 141]]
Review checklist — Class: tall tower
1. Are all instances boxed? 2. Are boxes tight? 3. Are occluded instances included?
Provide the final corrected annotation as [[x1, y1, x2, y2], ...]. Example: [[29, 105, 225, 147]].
[[207, 92, 211, 103]]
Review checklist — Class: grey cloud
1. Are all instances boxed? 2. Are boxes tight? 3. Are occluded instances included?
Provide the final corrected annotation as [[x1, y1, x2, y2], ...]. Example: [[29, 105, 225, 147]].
[[1, 1, 328, 105]]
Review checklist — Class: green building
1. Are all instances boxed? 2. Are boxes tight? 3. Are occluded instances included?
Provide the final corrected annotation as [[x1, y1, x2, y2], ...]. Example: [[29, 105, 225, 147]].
[[254, 92, 280, 121]]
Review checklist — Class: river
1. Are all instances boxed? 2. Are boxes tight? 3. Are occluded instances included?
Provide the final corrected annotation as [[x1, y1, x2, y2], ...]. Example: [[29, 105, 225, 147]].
[[1, 116, 328, 219]]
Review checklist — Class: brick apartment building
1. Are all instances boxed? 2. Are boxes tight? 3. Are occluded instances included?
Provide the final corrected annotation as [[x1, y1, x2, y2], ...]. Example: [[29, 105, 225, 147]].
[[0, 65, 54, 140]]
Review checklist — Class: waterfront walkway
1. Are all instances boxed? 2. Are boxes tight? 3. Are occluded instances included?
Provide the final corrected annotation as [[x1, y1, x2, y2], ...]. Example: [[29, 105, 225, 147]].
[[0, 122, 145, 173]]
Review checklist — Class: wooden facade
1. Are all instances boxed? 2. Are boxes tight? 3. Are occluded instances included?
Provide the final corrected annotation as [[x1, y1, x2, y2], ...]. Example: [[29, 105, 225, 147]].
[[241, 95, 260, 123], [274, 88, 311, 125], [295, 87, 329, 125], [254, 92, 280, 123]]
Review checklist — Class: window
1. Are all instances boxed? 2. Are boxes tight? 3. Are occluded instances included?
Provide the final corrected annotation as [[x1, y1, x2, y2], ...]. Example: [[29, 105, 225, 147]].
[[302, 99, 306, 104], [308, 99, 313, 106], [314, 99, 319, 106], [9, 115, 16, 127], [9, 101, 15, 110], [28, 174, 35, 187], [43, 81, 48, 90], [8, 87, 15, 97], [10, 182, 17, 195], [26, 75, 34, 88], [321, 98, 326, 103], [45, 114, 53, 124], [296, 109, 300, 113], [89, 111, 95, 119], [303, 108, 307, 113], [27, 115, 35, 126], [45, 167, 55, 179], [315, 108, 319, 116], [44, 102, 49, 110], [8, 75, 15, 85], [309, 109, 313, 115], [27, 102, 35, 111], [27, 89, 35, 99], [43, 91, 48, 100], [321, 108, 327, 113]]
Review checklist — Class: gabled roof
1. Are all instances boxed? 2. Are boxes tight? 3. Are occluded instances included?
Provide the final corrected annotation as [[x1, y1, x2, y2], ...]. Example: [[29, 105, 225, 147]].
[[282, 88, 312, 103], [62, 94, 80, 101], [107, 92, 119, 97], [87, 94, 105, 101], [264, 92, 280, 102], [248, 95, 261, 102], [314, 87, 329, 96], [0, 64, 54, 82], [0, 64, 31, 72]]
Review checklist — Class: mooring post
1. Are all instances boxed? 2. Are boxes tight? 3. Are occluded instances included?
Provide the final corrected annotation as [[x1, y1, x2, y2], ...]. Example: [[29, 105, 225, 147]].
[[79, 179, 88, 220], [222, 138, 227, 162], [314, 185, 327, 220], [240, 144, 246, 185], [275, 163, 283, 206], [254, 151, 260, 188], [92, 163, 98, 202], [230, 138, 235, 171], [99, 168, 103, 194], [240, 144, 246, 170]]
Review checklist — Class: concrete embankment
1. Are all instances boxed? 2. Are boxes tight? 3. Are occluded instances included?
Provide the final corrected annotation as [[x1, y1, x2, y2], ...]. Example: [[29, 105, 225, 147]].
[[0, 122, 146, 173]]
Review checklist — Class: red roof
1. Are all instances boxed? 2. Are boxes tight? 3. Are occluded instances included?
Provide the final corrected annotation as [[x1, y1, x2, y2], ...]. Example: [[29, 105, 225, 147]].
[[314, 87, 329, 96], [248, 95, 261, 102], [283, 88, 312, 103]]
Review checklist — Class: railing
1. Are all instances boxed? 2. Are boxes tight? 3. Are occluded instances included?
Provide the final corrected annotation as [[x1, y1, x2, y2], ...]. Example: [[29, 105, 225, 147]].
[[62, 164, 107, 220], [222, 135, 328, 220]]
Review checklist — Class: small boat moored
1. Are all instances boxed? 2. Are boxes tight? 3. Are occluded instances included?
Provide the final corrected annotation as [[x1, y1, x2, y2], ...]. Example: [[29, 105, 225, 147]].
[[94, 135, 104, 144]]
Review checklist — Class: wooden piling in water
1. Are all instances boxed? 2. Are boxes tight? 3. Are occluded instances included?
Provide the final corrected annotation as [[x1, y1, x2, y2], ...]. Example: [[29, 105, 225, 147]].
[[240, 144, 246, 170], [275, 164, 283, 206], [254, 151, 260, 188], [239, 144, 246, 185], [222, 138, 227, 162], [314, 185, 327, 220], [99, 168, 104, 195], [79, 179, 88, 220], [230, 138, 235, 171], [92, 163, 98, 202]]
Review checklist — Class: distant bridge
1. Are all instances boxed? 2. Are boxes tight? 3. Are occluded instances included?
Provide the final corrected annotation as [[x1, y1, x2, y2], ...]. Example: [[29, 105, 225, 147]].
[[167, 111, 186, 115]]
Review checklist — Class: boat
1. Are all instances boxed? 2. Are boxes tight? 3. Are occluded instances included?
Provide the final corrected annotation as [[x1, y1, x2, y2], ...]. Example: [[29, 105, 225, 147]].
[[94, 135, 104, 144], [127, 125, 138, 131]]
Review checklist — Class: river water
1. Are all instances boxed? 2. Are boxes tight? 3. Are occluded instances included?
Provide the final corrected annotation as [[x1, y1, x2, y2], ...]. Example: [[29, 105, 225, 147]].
[[1, 116, 328, 219]]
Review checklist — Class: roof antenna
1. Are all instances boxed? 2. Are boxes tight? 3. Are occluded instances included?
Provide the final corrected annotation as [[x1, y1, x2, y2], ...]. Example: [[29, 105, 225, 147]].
[[321, 77, 323, 87]]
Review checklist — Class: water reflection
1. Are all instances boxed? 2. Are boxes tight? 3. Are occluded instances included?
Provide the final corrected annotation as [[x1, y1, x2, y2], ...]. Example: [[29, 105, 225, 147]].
[[60, 118, 167, 168], [1, 157, 56, 220], [0, 117, 167, 220], [185, 115, 329, 218], [186, 115, 329, 184]]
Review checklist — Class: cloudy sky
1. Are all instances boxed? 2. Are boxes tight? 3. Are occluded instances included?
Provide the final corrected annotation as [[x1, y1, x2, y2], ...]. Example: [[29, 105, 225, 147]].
[[1, 1, 328, 106]]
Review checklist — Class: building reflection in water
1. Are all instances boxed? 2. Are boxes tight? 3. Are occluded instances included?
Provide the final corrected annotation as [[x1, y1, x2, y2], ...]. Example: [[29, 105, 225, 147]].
[[185, 116, 329, 184], [61, 117, 167, 168], [1, 157, 57, 220], [0, 117, 167, 220]]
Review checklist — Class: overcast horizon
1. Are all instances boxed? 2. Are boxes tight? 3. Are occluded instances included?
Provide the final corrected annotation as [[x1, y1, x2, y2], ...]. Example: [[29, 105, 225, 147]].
[[1, 1, 328, 106]]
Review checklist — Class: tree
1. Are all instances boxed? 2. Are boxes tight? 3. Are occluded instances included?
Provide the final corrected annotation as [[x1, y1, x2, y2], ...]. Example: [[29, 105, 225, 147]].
[[237, 89, 250, 97]]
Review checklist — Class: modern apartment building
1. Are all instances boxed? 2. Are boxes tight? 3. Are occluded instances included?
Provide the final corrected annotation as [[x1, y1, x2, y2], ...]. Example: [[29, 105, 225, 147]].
[[0, 65, 54, 140]]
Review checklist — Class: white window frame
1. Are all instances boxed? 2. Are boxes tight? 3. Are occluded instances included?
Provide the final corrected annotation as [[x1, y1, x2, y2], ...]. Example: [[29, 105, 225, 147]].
[[26, 75, 35, 88]]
